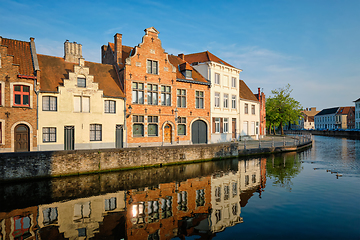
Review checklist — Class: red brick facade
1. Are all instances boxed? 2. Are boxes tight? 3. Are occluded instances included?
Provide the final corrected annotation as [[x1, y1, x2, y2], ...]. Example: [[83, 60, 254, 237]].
[[255, 88, 266, 136], [0, 37, 38, 152], [102, 27, 211, 147]]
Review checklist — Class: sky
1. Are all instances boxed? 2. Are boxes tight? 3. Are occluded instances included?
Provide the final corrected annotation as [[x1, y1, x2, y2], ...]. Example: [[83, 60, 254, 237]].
[[1, 0, 359, 110]]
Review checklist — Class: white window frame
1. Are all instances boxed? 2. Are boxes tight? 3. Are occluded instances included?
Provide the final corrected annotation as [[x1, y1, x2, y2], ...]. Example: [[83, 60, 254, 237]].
[[223, 94, 229, 109], [42, 96, 57, 111], [104, 100, 116, 113], [215, 73, 220, 85], [215, 118, 220, 133], [224, 118, 228, 133], [74, 96, 90, 113], [90, 124, 102, 141], [147, 59, 158, 74], [215, 92, 220, 108], [231, 77, 236, 88], [132, 82, 144, 104], [43, 127, 56, 143], [231, 95, 236, 109]]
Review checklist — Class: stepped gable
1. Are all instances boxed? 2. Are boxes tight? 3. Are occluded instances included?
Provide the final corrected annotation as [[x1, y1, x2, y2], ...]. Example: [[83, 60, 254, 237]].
[[168, 54, 209, 84], [239, 80, 258, 101], [1, 37, 34, 76], [184, 51, 235, 68], [37, 54, 124, 98]]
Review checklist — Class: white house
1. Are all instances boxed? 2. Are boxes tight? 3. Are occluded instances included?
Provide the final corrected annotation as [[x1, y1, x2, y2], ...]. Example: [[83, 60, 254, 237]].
[[239, 80, 261, 139], [354, 98, 360, 129], [314, 107, 339, 130], [184, 51, 242, 143]]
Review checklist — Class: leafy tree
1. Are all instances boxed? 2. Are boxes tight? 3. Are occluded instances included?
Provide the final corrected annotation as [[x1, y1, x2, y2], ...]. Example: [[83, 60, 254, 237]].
[[266, 84, 302, 135]]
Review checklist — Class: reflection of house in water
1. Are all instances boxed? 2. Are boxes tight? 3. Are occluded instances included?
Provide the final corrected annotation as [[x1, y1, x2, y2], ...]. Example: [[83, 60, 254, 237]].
[[0, 206, 38, 240], [239, 158, 267, 207], [127, 175, 211, 239], [209, 167, 243, 233], [37, 191, 125, 239]]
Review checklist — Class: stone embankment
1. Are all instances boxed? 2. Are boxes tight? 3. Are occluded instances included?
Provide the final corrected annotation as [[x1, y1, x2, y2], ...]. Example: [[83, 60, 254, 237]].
[[0, 135, 312, 182], [288, 129, 360, 139]]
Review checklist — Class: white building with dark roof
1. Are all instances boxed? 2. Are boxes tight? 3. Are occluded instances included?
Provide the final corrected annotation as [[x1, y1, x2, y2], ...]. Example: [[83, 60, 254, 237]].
[[314, 107, 339, 130]]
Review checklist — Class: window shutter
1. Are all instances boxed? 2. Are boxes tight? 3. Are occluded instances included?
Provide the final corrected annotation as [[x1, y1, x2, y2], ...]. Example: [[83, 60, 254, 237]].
[[83, 97, 90, 112], [74, 96, 81, 112], [220, 118, 223, 133], [212, 118, 215, 133]]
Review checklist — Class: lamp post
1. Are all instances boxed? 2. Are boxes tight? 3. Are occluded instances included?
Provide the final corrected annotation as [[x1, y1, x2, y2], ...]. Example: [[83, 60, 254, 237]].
[[126, 105, 132, 118]]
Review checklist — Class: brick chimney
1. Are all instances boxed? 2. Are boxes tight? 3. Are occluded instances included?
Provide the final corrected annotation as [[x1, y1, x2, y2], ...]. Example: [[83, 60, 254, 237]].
[[114, 33, 122, 65], [258, 87, 261, 102], [178, 53, 185, 60], [64, 40, 83, 63]]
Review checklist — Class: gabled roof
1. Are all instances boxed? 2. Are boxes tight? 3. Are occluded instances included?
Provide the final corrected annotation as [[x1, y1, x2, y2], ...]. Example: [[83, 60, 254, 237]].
[[353, 97, 360, 103], [239, 80, 258, 102], [315, 107, 339, 116], [37, 54, 124, 98], [336, 106, 355, 115], [1, 37, 35, 76], [168, 55, 210, 85], [184, 51, 236, 69]]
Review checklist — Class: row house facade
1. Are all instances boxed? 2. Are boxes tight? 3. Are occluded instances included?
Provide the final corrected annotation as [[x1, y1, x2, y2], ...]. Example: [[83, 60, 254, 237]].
[[184, 51, 242, 143], [37, 40, 125, 151], [239, 80, 261, 139], [314, 107, 338, 130], [355, 98, 360, 129], [0, 37, 39, 152], [335, 106, 355, 129], [102, 27, 211, 147]]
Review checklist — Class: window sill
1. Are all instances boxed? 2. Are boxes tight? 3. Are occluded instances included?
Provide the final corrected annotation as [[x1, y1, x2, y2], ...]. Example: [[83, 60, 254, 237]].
[[147, 135, 159, 137], [12, 105, 31, 109], [133, 135, 144, 138], [90, 140, 102, 142], [105, 112, 116, 114], [43, 110, 57, 112], [43, 141, 57, 143]]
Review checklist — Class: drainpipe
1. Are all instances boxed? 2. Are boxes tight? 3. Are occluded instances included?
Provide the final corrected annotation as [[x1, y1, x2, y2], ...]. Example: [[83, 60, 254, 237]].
[[30, 37, 40, 150], [124, 97, 127, 147]]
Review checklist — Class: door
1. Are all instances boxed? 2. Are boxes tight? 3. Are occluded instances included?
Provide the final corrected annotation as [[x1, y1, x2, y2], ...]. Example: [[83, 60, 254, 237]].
[[251, 121, 255, 135], [64, 126, 74, 150], [116, 125, 123, 148], [164, 124, 172, 143], [192, 120, 207, 144], [232, 118, 236, 139], [15, 124, 29, 152], [243, 121, 248, 135]]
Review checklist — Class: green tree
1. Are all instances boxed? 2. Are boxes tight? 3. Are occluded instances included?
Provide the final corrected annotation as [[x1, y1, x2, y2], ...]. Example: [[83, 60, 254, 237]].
[[266, 84, 302, 135]]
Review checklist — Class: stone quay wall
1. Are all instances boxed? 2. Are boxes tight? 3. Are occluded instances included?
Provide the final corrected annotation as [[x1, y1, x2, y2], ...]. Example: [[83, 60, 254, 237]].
[[0, 139, 312, 182]]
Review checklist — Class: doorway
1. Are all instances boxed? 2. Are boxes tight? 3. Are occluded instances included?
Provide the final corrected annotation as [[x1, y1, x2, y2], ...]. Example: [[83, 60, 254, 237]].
[[191, 120, 207, 144], [116, 125, 123, 148], [64, 126, 74, 150], [164, 124, 172, 143], [15, 124, 29, 152]]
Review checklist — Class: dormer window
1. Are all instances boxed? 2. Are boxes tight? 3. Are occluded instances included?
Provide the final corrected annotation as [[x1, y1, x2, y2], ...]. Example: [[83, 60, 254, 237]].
[[77, 77, 86, 88], [184, 70, 192, 79], [179, 62, 192, 79]]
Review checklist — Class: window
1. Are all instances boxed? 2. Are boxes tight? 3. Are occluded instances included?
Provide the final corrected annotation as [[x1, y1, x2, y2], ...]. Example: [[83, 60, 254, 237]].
[[147, 60, 158, 74], [77, 77, 86, 88], [42, 207, 58, 225], [74, 96, 90, 112], [132, 82, 144, 104], [232, 182, 238, 197], [147, 84, 158, 105], [161, 86, 171, 106], [215, 186, 221, 202], [223, 75, 229, 87], [105, 197, 117, 211], [184, 70, 192, 78], [0, 122, 2, 144], [215, 92, 220, 108], [42, 96, 57, 111], [224, 185, 230, 200], [245, 103, 248, 114], [223, 94, 229, 108], [74, 202, 91, 220], [133, 115, 144, 137], [148, 116, 158, 136], [214, 73, 220, 85], [224, 118, 228, 133], [178, 117, 186, 135], [177, 89, 186, 108], [43, 127, 56, 142], [177, 191, 187, 211], [195, 91, 204, 109], [14, 85, 30, 107], [104, 100, 116, 113], [215, 118, 220, 133], [196, 189, 205, 207], [231, 77, 236, 88], [90, 124, 102, 141], [232, 95, 236, 109], [251, 105, 255, 115]]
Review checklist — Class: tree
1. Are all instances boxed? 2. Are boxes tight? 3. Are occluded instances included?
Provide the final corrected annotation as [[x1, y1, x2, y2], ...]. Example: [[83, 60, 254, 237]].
[[266, 84, 302, 135]]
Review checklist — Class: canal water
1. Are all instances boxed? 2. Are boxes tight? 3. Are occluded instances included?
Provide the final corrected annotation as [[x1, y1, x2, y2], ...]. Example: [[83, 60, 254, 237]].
[[0, 135, 359, 239]]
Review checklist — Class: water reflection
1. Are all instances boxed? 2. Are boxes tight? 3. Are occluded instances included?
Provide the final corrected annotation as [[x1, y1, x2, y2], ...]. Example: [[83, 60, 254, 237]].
[[0, 154, 306, 240]]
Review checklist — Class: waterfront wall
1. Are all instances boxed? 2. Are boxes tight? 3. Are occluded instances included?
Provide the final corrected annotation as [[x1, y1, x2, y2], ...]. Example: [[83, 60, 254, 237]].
[[0, 140, 312, 182], [288, 130, 360, 139]]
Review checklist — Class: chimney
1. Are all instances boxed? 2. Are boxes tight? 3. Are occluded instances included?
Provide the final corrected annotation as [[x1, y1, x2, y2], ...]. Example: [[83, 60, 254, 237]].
[[258, 87, 261, 101], [178, 53, 185, 60], [64, 40, 83, 63], [114, 33, 122, 65]]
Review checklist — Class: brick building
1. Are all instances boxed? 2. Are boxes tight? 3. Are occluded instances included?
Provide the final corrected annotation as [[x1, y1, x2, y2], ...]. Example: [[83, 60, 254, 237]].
[[102, 27, 211, 147], [0, 37, 39, 152], [254, 87, 266, 136]]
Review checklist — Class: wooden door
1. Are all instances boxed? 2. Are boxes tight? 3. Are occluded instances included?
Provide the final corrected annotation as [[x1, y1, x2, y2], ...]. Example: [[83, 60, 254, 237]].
[[164, 124, 172, 143], [116, 125, 123, 148], [232, 118, 236, 139], [191, 120, 207, 144], [15, 124, 29, 152], [64, 126, 74, 150]]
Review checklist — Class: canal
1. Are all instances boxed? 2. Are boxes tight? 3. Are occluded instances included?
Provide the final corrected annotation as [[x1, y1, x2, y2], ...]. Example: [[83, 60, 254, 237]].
[[0, 135, 359, 239]]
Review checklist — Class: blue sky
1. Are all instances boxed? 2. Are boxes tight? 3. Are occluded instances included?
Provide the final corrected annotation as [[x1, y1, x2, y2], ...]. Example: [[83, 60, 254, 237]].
[[1, 0, 359, 110]]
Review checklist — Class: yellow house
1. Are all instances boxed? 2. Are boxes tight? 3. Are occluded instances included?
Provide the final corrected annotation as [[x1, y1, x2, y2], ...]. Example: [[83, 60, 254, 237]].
[[37, 41, 125, 151]]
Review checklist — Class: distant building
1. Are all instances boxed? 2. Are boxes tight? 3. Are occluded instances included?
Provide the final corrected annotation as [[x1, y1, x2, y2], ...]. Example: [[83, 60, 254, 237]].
[[335, 106, 355, 129], [314, 107, 339, 130], [300, 107, 320, 130], [354, 98, 360, 129]]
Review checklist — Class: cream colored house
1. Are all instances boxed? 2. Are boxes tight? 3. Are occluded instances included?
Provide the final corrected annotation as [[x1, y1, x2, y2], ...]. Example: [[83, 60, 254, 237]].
[[37, 41, 125, 151], [184, 51, 242, 143], [239, 80, 261, 139], [37, 191, 125, 239]]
